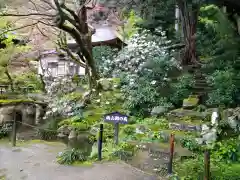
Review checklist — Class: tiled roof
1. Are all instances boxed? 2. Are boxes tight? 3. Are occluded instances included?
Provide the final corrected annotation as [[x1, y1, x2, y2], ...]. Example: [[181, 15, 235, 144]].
[[85, 1, 125, 42], [67, 2, 126, 45]]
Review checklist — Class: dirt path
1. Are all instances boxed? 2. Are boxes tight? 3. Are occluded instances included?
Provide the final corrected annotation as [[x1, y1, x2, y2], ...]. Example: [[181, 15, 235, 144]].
[[0, 141, 161, 180]]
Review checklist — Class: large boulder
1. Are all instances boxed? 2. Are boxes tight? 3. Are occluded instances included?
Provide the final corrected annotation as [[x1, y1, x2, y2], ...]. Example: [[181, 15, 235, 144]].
[[151, 106, 168, 116], [223, 107, 240, 132], [97, 78, 120, 91], [0, 106, 15, 124], [196, 124, 217, 145]]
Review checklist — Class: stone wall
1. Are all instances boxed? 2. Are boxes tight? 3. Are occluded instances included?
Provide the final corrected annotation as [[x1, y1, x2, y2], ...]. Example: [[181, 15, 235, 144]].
[[0, 102, 46, 131]]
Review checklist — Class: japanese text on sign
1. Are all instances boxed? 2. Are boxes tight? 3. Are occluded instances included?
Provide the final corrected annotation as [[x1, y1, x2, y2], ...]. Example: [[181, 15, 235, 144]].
[[105, 115, 127, 122], [104, 112, 128, 124]]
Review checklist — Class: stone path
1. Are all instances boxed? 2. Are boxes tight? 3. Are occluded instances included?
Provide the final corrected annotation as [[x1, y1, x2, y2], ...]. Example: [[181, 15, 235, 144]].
[[0, 141, 162, 180]]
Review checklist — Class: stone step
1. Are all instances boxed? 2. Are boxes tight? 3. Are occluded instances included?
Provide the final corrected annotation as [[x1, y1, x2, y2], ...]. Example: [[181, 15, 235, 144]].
[[167, 109, 205, 120], [194, 72, 207, 76], [194, 80, 206, 83], [192, 86, 212, 91], [168, 122, 201, 132], [194, 81, 209, 86], [194, 76, 207, 80], [148, 144, 193, 159], [159, 130, 199, 143]]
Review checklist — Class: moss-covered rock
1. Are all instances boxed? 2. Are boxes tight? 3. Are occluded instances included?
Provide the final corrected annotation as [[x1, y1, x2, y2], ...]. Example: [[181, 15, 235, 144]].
[[97, 78, 121, 91], [182, 95, 199, 109], [151, 106, 168, 116]]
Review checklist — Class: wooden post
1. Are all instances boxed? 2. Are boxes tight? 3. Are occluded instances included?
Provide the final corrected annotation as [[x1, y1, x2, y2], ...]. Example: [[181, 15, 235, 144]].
[[12, 111, 17, 147], [98, 123, 103, 161], [204, 150, 210, 180], [114, 123, 119, 145], [168, 133, 175, 175]]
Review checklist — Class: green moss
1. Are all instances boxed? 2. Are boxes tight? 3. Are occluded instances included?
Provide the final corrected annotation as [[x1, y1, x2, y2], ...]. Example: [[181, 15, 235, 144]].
[[72, 160, 93, 167], [120, 125, 136, 136], [85, 113, 103, 125], [0, 99, 34, 104], [111, 78, 121, 85], [0, 175, 6, 180], [62, 92, 83, 101], [145, 118, 169, 130], [58, 119, 71, 127], [178, 117, 203, 125], [0, 139, 10, 145], [71, 122, 89, 131], [183, 95, 199, 107], [0, 139, 64, 148], [0, 99, 45, 106]]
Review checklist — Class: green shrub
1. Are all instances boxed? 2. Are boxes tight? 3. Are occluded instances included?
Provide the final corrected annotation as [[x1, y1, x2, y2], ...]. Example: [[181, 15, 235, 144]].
[[95, 123, 114, 142], [175, 156, 240, 180], [62, 92, 83, 102], [57, 148, 87, 164], [72, 75, 88, 86], [206, 70, 239, 106], [0, 128, 8, 139], [37, 118, 60, 140], [180, 137, 203, 153], [58, 116, 89, 133], [70, 122, 89, 132], [170, 73, 195, 106], [0, 94, 8, 99], [211, 163, 240, 180], [211, 138, 240, 162], [122, 125, 136, 135], [109, 142, 136, 161], [13, 72, 44, 92]]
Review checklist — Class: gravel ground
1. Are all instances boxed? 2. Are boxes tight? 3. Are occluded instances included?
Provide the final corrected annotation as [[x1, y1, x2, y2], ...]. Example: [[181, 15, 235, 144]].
[[0, 142, 162, 180]]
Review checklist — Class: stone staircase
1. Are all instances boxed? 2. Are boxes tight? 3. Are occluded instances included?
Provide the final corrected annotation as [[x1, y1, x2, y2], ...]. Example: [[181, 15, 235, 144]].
[[188, 64, 212, 103], [193, 71, 212, 97], [126, 112, 203, 176]]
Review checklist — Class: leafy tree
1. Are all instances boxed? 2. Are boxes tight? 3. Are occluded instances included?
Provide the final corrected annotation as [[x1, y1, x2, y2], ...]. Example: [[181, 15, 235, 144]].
[[0, 17, 30, 91], [1, 0, 100, 89], [197, 5, 240, 106]]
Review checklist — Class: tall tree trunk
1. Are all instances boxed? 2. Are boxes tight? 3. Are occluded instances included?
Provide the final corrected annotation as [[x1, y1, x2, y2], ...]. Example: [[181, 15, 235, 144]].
[[55, 1, 99, 90], [39, 74, 47, 93], [5, 70, 14, 92], [77, 5, 98, 89], [177, 0, 199, 66], [235, 14, 240, 35]]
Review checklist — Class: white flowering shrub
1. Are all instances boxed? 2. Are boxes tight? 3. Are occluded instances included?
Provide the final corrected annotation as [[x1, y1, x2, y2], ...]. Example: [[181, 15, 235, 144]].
[[96, 29, 186, 116], [92, 46, 118, 77]]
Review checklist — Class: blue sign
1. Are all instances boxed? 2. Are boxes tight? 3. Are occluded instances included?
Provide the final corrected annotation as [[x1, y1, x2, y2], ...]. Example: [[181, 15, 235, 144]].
[[104, 112, 128, 124]]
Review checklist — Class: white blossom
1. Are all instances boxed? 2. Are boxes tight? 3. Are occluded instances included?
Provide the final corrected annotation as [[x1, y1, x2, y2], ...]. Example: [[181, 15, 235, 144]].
[[150, 80, 157, 85]]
